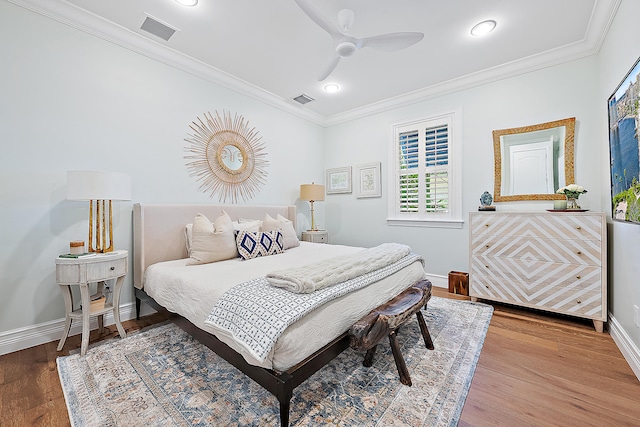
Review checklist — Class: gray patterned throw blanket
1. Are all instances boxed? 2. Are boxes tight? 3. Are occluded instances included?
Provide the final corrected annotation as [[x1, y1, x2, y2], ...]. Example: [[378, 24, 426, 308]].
[[204, 251, 424, 363]]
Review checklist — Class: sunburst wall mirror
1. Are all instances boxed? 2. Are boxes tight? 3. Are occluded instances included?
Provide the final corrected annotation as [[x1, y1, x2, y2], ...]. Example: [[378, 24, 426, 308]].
[[184, 111, 268, 203]]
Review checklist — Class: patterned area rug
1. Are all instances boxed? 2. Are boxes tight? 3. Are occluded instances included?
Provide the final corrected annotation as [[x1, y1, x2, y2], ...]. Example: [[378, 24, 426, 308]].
[[57, 296, 493, 426]]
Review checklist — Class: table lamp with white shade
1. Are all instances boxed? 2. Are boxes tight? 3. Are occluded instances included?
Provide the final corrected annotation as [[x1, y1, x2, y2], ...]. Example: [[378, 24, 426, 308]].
[[300, 183, 325, 231], [67, 170, 132, 253]]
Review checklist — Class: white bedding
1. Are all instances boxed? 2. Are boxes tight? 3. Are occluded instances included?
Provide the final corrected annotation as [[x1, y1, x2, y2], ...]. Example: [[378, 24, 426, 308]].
[[143, 241, 426, 371]]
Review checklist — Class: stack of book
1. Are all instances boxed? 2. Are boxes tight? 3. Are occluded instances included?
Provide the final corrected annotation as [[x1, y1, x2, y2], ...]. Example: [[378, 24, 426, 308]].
[[90, 296, 106, 311], [59, 252, 97, 259]]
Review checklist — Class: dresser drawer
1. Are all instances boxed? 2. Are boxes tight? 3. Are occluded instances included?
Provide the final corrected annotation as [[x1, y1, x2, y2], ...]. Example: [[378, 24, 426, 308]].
[[471, 235, 602, 266], [470, 213, 603, 241], [470, 261, 602, 318]]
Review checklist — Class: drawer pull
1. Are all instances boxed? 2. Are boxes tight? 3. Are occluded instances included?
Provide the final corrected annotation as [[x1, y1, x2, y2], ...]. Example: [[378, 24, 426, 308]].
[[576, 275, 581, 280], [576, 251, 582, 255], [110, 266, 115, 271], [576, 299, 582, 304], [485, 265, 490, 269], [485, 224, 489, 227], [576, 226, 581, 230], [485, 244, 490, 248]]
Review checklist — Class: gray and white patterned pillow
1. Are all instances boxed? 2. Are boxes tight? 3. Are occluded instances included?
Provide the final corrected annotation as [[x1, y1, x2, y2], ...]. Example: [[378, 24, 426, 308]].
[[236, 230, 284, 260]]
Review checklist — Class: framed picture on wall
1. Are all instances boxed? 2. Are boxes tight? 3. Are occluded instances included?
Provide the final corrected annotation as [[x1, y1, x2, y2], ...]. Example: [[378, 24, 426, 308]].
[[355, 162, 382, 198], [326, 166, 352, 194], [608, 56, 640, 224]]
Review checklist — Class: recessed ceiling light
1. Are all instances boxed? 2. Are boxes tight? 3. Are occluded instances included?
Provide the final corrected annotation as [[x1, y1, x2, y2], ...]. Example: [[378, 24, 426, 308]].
[[323, 83, 340, 93], [175, 0, 198, 6], [470, 20, 496, 36]]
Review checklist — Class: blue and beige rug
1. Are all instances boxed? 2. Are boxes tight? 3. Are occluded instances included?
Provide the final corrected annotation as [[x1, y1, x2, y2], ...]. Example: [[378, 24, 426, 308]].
[[57, 296, 493, 426]]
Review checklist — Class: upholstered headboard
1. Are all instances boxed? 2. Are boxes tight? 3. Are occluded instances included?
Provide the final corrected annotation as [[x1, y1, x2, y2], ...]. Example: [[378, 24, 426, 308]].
[[133, 203, 296, 289]]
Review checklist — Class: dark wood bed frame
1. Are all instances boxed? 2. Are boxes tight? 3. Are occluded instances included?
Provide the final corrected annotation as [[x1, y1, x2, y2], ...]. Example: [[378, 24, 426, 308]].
[[135, 287, 351, 427]]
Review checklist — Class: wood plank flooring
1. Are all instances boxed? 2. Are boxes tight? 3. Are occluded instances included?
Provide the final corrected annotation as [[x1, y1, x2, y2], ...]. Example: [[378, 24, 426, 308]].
[[1, 289, 639, 426]]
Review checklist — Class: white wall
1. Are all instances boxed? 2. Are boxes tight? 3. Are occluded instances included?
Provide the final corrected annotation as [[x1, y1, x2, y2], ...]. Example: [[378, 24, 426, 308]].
[[324, 56, 603, 278], [597, 0, 640, 361], [1, 0, 639, 369], [0, 1, 325, 336]]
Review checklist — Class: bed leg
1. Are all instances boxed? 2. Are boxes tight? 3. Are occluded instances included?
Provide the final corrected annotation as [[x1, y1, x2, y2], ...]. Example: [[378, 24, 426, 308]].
[[135, 297, 141, 320], [279, 400, 290, 427]]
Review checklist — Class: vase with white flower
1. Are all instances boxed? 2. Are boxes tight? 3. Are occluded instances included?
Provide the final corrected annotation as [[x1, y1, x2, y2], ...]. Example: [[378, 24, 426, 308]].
[[556, 184, 587, 209]]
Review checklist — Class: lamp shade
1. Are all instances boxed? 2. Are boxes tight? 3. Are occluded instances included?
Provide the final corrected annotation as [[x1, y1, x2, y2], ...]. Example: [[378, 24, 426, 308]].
[[67, 170, 132, 201], [300, 183, 325, 202]]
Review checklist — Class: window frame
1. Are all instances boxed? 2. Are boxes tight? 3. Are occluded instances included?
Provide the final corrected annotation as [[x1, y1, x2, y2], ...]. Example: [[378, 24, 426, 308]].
[[387, 108, 463, 229]]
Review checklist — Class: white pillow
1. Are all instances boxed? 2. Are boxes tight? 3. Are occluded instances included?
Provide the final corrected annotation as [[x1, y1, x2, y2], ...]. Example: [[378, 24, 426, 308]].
[[187, 211, 238, 265], [262, 213, 300, 249], [232, 219, 262, 233]]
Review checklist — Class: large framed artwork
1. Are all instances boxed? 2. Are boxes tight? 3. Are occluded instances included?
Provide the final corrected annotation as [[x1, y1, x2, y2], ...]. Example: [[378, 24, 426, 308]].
[[608, 56, 640, 224], [326, 166, 352, 194]]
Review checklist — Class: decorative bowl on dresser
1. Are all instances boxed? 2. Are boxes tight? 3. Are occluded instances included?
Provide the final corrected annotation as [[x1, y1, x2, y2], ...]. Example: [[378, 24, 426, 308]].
[[469, 212, 606, 332]]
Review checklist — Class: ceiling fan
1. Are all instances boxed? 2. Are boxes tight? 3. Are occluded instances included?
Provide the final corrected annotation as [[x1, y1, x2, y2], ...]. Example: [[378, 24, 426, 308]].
[[295, 0, 424, 81]]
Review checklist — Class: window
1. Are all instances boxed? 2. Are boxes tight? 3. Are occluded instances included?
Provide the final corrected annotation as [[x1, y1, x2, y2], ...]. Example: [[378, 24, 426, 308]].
[[388, 109, 463, 228]]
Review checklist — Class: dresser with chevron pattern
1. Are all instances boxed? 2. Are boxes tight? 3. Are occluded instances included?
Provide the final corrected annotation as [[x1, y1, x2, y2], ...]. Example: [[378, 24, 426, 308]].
[[469, 212, 607, 332]]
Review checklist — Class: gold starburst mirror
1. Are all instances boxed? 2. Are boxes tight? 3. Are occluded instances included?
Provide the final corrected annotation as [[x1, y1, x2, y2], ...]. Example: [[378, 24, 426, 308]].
[[184, 111, 268, 203]]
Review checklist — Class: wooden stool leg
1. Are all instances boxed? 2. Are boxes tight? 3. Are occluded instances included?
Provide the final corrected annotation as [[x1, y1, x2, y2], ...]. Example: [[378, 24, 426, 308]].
[[363, 344, 377, 367], [389, 331, 412, 386], [416, 311, 434, 350]]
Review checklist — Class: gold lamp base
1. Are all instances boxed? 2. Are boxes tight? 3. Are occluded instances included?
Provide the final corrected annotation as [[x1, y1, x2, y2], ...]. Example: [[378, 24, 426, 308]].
[[88, 200, 114, 253]]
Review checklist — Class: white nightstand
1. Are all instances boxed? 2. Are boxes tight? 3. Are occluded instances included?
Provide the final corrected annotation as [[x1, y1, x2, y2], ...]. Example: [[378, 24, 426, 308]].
[[56, 250, 128, 356], [301, 230, 328, 244]]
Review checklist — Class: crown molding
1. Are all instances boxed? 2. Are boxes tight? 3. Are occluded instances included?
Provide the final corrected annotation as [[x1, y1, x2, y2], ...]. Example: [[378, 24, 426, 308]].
[[6, 0, 327, 126], [323, 0, 621, 126], [7, 0, 621, 128]]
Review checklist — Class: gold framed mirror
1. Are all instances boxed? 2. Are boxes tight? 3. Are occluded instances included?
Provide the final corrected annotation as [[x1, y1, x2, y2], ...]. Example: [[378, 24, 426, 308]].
[[493, 117, 575, 202], [184, 111, 268, 203]]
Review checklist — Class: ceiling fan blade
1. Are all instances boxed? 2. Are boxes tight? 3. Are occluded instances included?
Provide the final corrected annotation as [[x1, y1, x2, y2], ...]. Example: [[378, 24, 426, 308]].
[[294, 0, 341, 38], [360, 32, 424, 52], [318, 55, 341, 81]]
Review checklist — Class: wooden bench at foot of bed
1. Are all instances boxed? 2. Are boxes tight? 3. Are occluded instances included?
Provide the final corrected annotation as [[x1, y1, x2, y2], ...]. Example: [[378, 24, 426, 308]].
[[349, 279, 434, 386]]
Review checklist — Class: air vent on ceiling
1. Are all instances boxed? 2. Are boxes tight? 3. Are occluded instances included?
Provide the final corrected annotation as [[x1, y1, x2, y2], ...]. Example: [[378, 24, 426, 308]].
[[140, 15, 178, 41], [293, 94, 314, 105]]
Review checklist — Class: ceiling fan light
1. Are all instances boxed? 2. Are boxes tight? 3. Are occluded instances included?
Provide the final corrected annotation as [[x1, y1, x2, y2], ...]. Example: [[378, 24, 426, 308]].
[[470, 20, 496, 36], [336, 41, 357, 57], [175, 0, 198, 6], [323, 84, 340, 93]]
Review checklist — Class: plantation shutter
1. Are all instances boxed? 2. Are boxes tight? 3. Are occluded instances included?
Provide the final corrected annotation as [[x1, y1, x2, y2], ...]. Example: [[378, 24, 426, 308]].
[[395, 121, 450, 215], [424, 124, 449, 213], [398, 129, 420, 212]]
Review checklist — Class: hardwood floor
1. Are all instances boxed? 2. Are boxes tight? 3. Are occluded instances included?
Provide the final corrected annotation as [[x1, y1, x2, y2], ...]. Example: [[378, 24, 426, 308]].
[[1, 289, 639, 426]]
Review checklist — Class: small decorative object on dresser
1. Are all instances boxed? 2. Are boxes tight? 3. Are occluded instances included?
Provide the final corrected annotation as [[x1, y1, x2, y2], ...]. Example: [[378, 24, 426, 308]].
[[56, 250, 129, 355], [301, 229, 328, 243], [556, 183, 587, 210], [469, 212, 607, 332], [478, 191, 495, 211]]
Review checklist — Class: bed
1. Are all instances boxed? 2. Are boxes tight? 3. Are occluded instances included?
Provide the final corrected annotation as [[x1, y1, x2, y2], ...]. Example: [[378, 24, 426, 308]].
[[133, 203, 427, 426]]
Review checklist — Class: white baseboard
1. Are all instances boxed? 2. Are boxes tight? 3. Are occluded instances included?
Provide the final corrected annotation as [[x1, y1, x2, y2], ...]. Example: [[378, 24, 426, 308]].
[[425, 273, 448, 288], [608, 312, 640, 381], [0, 302, 157, 356]]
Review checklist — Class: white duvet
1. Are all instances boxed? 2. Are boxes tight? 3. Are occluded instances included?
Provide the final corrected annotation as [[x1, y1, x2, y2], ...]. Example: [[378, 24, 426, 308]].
[[143, 241, 426, 371]]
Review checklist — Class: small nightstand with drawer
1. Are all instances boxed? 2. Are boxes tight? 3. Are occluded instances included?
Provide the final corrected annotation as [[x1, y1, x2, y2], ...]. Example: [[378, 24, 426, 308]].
[[56, 250, 128, 355], [301, 230, 328, 244]]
